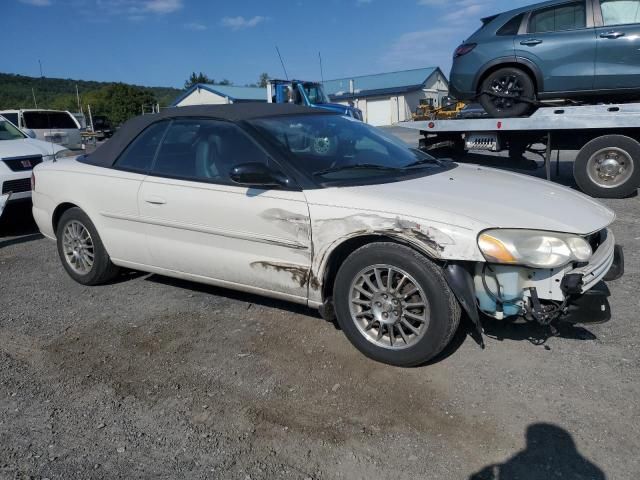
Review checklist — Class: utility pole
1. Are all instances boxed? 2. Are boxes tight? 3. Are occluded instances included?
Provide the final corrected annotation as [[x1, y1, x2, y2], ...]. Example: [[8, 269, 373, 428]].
[[31, 88, 38, 108], [76, 84, 81, 112], [38, 59, 43, 78]]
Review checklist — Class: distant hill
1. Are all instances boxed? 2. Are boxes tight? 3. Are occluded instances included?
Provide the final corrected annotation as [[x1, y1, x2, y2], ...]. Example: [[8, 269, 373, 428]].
[[0, 73, 181, 123]]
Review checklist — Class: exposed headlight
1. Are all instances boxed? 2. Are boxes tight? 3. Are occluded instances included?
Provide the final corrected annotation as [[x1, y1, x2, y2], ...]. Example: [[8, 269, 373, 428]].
[[478, 229, 592, 268]]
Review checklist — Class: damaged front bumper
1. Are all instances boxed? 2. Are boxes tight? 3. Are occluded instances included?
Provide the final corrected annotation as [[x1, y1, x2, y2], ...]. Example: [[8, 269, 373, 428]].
[[470, 228, 623, 326]]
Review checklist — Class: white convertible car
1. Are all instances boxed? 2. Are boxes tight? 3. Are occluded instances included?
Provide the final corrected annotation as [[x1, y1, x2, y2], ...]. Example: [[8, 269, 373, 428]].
[[31, 104, 624, 366]]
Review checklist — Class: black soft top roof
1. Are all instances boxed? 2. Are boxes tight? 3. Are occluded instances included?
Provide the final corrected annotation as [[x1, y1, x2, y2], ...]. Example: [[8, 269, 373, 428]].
[[83, 103, 333, 168]]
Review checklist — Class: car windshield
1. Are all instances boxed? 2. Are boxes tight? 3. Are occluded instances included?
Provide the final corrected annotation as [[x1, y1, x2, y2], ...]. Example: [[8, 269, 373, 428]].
[[23, 111, 78, 130], [302, 84, 330, 104], [250, 114, 451, 184], [0, 117, 26, 141]]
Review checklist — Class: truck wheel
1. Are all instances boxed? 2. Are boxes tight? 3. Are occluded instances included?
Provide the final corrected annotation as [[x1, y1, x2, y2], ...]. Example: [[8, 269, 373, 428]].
[[333, 242, 461, 367], [56, 207, 120, 285], [574, 135, 640, 198], [479, 67, 535, 118]]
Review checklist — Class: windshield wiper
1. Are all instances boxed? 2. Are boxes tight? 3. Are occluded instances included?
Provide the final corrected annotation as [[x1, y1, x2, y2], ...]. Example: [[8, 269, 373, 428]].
[[313, 163, 402, 177], [402, 155, 442, 170]]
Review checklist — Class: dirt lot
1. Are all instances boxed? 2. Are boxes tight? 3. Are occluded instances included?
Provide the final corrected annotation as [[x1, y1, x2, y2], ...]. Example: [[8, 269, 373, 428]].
[[1, 131, 639, 479]]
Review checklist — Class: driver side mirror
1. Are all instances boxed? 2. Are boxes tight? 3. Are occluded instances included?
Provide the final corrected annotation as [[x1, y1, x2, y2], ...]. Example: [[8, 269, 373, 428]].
[[229, 162, 289, 188]]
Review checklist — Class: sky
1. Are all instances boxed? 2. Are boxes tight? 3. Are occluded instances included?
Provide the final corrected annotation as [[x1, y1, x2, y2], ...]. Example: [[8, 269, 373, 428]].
[[2, 0, 534, 89]]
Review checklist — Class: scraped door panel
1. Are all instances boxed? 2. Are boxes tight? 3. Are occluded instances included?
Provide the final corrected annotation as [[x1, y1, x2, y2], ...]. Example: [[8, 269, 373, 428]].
[[139, 177, 312, 299]]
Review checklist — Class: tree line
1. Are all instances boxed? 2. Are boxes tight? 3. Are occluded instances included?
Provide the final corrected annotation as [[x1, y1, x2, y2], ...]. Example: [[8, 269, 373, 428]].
[[0, 71, 271, 126], [184, 72, 270, 89]]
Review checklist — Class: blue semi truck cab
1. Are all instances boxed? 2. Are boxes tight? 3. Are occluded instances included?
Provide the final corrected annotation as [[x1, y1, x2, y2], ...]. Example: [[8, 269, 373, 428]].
[[267, 79, 363, 121]]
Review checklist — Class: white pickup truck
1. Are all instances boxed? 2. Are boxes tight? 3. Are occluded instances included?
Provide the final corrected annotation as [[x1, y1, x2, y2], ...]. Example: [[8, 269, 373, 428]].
[[0, 115, 74, 212]]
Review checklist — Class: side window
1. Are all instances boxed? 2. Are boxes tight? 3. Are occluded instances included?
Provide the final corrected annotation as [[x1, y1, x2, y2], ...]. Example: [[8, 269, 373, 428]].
[[497, 13, 525, 35], [114, 121, 169, 173], [150, 118, 274, 184], [529, 1, 586, 33], [600, 0, 640, 26]]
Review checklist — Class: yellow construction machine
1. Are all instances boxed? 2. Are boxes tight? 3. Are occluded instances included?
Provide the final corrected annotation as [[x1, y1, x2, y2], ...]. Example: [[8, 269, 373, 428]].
[[413, 96, 465, 121]]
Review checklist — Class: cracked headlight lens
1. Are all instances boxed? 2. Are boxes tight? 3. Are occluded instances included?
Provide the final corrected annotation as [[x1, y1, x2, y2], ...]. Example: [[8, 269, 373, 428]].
[[478, 229, 592, 268]]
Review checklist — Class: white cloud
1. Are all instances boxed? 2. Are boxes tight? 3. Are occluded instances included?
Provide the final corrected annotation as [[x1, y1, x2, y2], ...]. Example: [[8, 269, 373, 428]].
[[184, 22, 206, 31], [221, 15, 267, 30], [19, 0, 52, 5], [144, 0, 182, 14], [380, 28, 462, 75], [86, 0, 183, 18]]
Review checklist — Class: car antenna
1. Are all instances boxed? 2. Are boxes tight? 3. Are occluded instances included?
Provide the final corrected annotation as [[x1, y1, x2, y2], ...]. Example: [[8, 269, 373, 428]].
[[319, 51, 324, 84], [275, 46, 289, 80]]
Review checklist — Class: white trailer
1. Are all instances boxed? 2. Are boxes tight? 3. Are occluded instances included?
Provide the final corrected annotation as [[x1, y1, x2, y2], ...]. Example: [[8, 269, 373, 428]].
[[400, 103, 640, 198]]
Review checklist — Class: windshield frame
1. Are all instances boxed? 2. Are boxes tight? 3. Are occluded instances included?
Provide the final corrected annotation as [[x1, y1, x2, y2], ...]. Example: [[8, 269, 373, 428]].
[[0, 116, 27, 141], [244, 113, 456, 190]]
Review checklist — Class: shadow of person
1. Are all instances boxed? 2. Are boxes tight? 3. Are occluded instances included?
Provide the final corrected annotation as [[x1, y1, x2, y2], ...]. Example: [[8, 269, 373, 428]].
[[469, 423, 606, 480]]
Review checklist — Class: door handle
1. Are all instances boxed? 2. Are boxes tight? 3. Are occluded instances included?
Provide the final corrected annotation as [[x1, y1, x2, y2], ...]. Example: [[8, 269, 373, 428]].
[[600, 31, 625, 39], [144, 196, 166, 205], [520, 39, 543, 46]]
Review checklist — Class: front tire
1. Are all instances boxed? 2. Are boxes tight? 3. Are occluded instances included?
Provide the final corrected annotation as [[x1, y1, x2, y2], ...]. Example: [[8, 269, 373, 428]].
[[479, 67, 535, 118], [56, 207, 120, 285], [334, 243, 461, 367]]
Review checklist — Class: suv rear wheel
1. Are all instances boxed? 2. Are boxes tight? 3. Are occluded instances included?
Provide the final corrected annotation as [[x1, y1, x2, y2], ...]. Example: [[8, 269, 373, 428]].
[[479, 67, 535, 118]]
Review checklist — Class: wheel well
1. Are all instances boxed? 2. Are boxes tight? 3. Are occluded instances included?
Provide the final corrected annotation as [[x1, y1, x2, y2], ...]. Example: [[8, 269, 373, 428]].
[[476, 62, 538, 95], [320, 235, 439, 303], [52, 202, 78, 235]]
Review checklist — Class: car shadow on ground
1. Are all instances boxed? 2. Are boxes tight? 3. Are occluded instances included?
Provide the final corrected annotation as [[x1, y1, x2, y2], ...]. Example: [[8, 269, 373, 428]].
[[481, 317, 597, 345], [146, 274, 323, 320], [142, 274, 600, 365], [0, 201, 42, 246], [468, 423, 606, 480]]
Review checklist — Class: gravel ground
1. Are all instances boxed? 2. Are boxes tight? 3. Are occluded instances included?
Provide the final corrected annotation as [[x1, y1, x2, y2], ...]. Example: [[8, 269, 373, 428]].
[[1, 130, 639, 480]]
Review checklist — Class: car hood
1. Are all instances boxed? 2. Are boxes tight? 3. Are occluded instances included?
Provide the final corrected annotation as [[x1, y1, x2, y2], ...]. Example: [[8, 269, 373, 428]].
[[310, 164, 615, 235], [0, 138, 66, 159]]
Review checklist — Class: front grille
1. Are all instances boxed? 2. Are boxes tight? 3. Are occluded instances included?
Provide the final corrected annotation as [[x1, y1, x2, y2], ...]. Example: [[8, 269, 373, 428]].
[[2, 155, 43, 172], [2, 177, 31, 194]]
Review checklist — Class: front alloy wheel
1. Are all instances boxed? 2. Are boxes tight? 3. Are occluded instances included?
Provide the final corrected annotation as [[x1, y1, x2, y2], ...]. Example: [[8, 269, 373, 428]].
[[334, 242, 461, 367], [349, 265, 430, 349]]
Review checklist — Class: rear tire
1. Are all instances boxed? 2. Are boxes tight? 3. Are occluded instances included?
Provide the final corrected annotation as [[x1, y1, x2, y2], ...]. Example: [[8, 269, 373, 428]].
[[479, 67, 535, 118], [333, 242, 461, 367], [574, 135, 640, 198], [56, 207, 120, 285]]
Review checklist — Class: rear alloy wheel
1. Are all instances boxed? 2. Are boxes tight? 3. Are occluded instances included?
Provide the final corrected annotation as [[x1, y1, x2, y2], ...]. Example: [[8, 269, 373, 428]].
[[574, 135, 640, 198], [334, 243, 461, 367], [479, 67, 535, 118], [56, 207, 120, 285]]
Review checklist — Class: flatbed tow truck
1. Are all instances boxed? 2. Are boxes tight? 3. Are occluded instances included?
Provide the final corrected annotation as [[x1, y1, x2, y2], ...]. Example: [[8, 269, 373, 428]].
[[400, 102, 640, 199]]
